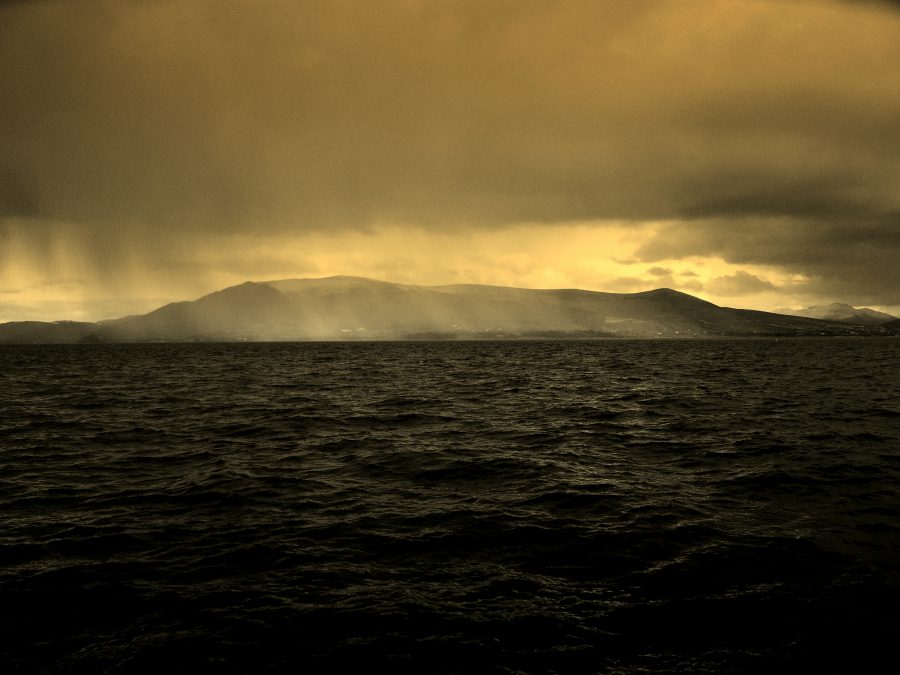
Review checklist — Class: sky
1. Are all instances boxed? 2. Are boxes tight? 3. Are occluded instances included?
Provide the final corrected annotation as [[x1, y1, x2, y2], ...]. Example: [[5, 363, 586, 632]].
[[2, 0, 900, 321]]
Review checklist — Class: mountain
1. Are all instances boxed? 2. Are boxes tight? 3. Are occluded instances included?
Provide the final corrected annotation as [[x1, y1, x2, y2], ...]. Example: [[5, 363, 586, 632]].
[[780, 303, 896, 325], [2, 277, 897, 343], [0, 321, 99, 344], [95, 282, 293, 342]]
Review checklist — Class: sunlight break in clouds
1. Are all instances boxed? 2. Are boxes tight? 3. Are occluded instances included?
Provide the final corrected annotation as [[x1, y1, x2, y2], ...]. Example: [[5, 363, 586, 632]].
[[0, 220, 837, 322]]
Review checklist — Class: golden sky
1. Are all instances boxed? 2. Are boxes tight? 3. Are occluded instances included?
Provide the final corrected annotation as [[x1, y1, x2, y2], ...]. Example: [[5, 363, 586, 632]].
[[2, 0, 900, 321]]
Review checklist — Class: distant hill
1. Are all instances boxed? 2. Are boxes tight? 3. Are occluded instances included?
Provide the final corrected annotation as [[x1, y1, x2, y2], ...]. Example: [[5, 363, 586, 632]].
[[2, 277, 898, 343], [0, 321, 99, 344], [780, 303, 896, 325]]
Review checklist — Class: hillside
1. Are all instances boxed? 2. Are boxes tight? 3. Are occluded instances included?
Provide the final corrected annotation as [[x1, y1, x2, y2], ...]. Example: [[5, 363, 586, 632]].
[[2, 277, 897, 343], [781, 303, 896, 325], [0, 321, 100, 344]]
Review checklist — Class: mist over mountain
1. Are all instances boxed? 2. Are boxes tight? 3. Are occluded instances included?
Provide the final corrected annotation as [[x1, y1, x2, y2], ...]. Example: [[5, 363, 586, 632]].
[[1, 277, 897, 344], [780, 303, 897, 325]]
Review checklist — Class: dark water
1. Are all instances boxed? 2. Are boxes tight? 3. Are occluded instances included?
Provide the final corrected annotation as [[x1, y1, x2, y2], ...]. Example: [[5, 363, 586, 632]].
[[2, 339, 899, 673]]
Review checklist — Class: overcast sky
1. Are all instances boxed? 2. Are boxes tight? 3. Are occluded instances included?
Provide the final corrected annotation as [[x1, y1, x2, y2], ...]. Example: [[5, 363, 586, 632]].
[[2, 0, 899, 321]]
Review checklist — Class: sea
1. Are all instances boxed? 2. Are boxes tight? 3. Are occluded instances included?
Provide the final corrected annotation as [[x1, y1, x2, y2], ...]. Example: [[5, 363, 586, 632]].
[[1, 339, 899, 673]]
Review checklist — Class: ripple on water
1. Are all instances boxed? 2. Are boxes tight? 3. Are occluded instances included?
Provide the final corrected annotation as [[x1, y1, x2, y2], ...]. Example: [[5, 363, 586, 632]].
[[1, 339, 899, 672]]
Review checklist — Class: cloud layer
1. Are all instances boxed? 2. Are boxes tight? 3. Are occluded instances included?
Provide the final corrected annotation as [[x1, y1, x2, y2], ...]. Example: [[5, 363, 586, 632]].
[[2, 0, 899, 316]]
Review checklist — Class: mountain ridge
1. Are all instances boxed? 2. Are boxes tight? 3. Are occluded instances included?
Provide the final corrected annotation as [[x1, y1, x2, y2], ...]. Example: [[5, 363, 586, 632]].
[[1, 277, 897, 343], [780, 302, 896, 325]]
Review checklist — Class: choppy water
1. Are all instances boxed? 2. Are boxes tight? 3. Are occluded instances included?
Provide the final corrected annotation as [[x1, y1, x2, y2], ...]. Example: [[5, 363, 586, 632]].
[[2, 339, 899, 673]]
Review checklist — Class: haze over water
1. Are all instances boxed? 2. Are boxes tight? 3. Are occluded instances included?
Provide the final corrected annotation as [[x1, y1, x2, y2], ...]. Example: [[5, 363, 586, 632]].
[[2, 339, 899, 672]]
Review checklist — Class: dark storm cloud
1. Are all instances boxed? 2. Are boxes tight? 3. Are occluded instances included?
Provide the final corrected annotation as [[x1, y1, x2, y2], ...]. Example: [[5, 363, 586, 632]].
[[2, 0, 900, 303], [0, 0, 671, 230], [0, 165, 38, 217], [635, 215, 900, 303], [706, 270, 777, 297]]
